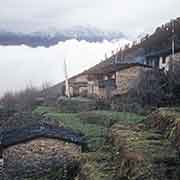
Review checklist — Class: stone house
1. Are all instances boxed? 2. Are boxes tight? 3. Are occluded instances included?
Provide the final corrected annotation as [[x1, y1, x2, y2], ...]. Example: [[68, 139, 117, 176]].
[[44, 72, 89, 99], [86, 63, 152, 98], [60, 50, 180, 99], [62, 62, 152, 99]]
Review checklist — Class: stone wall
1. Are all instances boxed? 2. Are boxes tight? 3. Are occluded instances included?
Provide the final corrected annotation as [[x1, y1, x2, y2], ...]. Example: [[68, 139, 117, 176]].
[[114, 66, 150, 95], [87, 77, 116, 98], [69, 74, 89, 97], [87, 80, 104, 98], [87, 80, 97, 97], [79, 87, 88, 96], [3, 138, 81, 179]]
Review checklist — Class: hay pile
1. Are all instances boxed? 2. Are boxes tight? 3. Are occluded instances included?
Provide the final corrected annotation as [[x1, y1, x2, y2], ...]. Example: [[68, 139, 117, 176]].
[[77, 122, 180, 180]]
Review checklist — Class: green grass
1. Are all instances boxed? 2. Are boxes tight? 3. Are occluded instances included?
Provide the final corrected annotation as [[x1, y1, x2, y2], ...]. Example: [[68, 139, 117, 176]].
[[34, 106, 145, 150], [82, 110, 145, 124], [47, 112, 105, 136], [33, 106, 56, 114]]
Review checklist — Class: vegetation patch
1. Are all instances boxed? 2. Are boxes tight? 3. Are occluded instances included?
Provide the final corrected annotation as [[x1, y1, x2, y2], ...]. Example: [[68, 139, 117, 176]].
[[34, 106, 145, 150], [56, 97, 97, 113], [76, 123, 180, 180]]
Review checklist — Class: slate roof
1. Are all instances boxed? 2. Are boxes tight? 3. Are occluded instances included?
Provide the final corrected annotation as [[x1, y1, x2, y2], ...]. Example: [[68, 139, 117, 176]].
[[86, 62, 152, 75], [0, 123, 87, 150]]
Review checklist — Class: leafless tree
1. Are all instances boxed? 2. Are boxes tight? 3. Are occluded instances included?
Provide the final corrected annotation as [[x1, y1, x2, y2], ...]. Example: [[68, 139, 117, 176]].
[[0, 86, 41, 112]]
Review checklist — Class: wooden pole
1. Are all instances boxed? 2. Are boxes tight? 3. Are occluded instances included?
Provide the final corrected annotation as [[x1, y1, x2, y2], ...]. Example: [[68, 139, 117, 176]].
[[64, 59, 70, 98], [172, 20, 175, 57], [171, 20, 175, 72]]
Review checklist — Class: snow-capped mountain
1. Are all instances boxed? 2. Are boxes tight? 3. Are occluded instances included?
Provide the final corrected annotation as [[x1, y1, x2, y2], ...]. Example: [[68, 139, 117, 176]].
[[0, 26, 126, 47]]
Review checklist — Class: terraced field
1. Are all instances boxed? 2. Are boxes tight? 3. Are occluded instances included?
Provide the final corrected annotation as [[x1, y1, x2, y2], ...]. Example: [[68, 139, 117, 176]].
[[34, 106, 145, 150]]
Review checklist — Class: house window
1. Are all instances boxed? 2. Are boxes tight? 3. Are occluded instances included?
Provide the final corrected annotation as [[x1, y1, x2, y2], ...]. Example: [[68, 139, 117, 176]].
[[162, 57, 166, 64]]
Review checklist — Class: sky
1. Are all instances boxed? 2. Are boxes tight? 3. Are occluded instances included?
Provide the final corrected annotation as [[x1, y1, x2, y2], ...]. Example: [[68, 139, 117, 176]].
[[1, 0, 180, 35], [0, 0, 180, 96]]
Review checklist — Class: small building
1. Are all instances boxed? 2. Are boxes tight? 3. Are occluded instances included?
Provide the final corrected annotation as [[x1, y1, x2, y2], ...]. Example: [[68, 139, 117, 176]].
[[86, 63, 152, 98], [61, 62, 153, 99]]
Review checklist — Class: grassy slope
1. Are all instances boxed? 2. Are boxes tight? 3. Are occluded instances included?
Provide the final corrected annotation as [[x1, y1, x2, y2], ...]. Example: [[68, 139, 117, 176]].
[[32, 106, 180, 179], [34, 106, 145, 150]]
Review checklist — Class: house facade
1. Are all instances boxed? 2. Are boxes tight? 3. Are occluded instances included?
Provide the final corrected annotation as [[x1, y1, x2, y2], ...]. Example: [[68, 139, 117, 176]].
[[113, 65, 151, 96], [85, 63, 152, 98], [68, 73, 89, 97]]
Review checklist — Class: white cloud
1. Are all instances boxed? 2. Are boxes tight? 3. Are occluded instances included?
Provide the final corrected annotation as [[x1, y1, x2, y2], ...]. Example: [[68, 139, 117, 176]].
[[0, 38, 130, 96]]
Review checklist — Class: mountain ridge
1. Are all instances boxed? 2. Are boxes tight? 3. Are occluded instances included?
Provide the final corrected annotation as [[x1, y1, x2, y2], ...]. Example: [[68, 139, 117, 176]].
[[0, 26, 126, 47]]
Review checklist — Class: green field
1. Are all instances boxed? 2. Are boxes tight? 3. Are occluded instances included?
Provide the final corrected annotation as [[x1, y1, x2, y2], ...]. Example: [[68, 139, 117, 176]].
[[34, 106, 145, 150]]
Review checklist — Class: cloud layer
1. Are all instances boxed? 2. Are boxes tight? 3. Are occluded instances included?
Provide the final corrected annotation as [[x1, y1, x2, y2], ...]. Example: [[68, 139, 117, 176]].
[[0, 39, 129, 96]]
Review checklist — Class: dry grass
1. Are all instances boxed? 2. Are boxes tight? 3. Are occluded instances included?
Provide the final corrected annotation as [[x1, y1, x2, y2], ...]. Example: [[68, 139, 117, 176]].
[[146, 107, 180, 151]]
